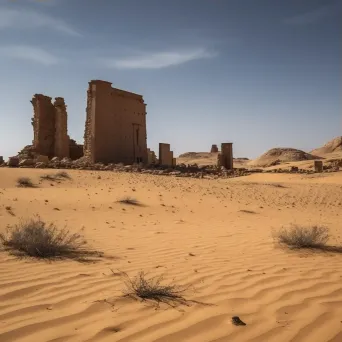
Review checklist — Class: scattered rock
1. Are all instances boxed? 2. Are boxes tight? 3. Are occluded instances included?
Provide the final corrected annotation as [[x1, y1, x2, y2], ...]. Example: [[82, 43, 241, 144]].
[[232, 316, 246, 326], [8, 156, 19, 167]]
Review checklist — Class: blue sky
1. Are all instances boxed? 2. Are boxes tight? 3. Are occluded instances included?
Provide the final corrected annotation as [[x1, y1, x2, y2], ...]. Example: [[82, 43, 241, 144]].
[[0, 0, 341, 159]]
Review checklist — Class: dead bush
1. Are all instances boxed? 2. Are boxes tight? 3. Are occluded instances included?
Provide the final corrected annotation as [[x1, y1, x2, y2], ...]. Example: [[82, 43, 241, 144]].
[[276, 225, 330, 249], [40, 174, 57, 181], [16, 177, 36, 188], [40, 171, 71, 182], [118, 197, 142, 206], [0, 216, 99, 260], [122, 271, 190, 307], [55, 171, 71, 179]]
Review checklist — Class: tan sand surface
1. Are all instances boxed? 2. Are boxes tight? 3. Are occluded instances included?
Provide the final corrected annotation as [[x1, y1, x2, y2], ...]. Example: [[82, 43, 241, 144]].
[[0, 168, 342, 342]]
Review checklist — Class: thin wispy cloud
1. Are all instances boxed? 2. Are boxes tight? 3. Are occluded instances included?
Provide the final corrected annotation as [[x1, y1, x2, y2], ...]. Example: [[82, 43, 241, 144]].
[[101, 48, 217, 70], [0, 7, 81, 36], [0, 45, 60, 65], [284, 4, 338, 26]]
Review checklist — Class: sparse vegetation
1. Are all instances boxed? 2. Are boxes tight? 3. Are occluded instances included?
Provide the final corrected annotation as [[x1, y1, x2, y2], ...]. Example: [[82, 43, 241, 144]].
[[122, 271, 190, 307], [0, 216, 99, 260], [40, 174, 57, 181], [40, 171, 71, 182], [276, 224, 330, 249], [118, 197, 142, 206], [55, 171, 71, 179], [16, 177, 36, 188]]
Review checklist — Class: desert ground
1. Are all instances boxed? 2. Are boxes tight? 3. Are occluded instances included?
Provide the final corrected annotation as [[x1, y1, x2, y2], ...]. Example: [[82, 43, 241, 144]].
[[0, 167, 342, 342]]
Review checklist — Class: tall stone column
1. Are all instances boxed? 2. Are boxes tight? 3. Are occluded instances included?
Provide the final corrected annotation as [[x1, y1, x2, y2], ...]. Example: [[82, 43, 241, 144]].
[[54, 97, 70, 158], [220, 143, 233, 170]]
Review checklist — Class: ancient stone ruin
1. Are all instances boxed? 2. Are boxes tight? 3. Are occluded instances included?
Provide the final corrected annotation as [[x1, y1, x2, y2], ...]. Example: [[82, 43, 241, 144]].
[[217, 143, 233, 170], [31, 95, 70, 159], [84, 80, 148, 164], [147, 148, 157, 165], [314, 160, 323, 173], [210, 144, 219, 153], [159, 143, 176, 167]]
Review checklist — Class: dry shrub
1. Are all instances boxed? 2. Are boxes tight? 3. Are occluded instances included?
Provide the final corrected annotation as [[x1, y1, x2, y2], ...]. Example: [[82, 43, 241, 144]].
[[17, 177, 36, 188], [0, 216, 99, 260], [118, 197, 142, 206], [122, 271, 190, 307], [55, 171, 71, 179], [276, 225, 330, 249], [40, 171, 71, 182]]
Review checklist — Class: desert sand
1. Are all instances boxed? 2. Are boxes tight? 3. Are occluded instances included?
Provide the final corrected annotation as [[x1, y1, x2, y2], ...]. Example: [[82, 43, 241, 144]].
[[0, 167, 342, 342]]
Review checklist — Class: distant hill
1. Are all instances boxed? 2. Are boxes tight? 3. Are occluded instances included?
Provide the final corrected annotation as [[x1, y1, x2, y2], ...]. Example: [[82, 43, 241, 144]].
[[248, 148, 321, 167], [311, 137, 342, 156]]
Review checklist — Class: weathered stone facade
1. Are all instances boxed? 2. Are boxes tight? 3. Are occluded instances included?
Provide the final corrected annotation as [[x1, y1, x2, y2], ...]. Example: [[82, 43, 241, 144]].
[[210, 144, 218, 153], [84, 80, 148, 164], [147, 148, 157, 165], [218, 143, 233, 170], [31, 94, 70, 159], [159, 143, 174, 167], [314, 160, 323, 173], [53, 97, 69, 159]]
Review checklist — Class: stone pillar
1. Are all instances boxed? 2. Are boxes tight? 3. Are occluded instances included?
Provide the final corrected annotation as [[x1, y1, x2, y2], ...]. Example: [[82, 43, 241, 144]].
[[220, 143, 233, 170], [54, 97, 70, 159], [83, 82, 96, 162], [314, 160, 323, 173], [210, 144, 218, 153], [159, 143, 173, 166], [31, 94, 55, 158]]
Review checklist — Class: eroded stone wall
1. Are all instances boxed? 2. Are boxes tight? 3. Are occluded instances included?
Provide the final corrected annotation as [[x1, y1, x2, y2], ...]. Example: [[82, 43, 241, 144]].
[[31, 94, 71, 160], [83, 80, 148, 164], [84, 83, 95, 162], [54, 97, 70, 159], [219, 143, 233, 170], [31, 94, 56, 158], [159, 143, 173, 167], [210, 144, 218, 153]]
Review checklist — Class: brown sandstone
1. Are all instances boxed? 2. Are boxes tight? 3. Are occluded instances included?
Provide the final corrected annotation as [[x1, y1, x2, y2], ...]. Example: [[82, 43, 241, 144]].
[[84, 80, 148, 164]]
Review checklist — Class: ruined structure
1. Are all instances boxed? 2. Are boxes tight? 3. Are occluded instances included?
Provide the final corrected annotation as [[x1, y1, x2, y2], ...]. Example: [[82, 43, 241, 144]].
[[159, 143, 175, 167], [218, 143, 233, 170], [31, 95, 70, 159], [84, 80, 148, 164], [314, 160, 323, 173], [147, 148, 157, 165], [210, 144, 219, 153]]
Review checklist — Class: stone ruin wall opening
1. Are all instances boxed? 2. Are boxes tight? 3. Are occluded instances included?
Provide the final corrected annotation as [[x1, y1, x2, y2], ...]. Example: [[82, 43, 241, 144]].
[[84, 80, 148, 164]]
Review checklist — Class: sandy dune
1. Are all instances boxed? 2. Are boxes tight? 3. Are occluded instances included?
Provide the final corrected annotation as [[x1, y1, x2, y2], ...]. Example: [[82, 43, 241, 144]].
[[0, 168, 342, 342]]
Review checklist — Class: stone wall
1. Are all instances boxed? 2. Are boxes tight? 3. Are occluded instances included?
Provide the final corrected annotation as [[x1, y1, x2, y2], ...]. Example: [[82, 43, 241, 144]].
[[218, 143, 233, 170], [84, 83, 95, 162], [147, 148, 157, 165], [31, 94, 56, 158], [83, 80, 148, 164], [31, 94, 71, 160], [54, 97, 70, 159], [159, 143, 173, 167], [210, 144, 218, 153]]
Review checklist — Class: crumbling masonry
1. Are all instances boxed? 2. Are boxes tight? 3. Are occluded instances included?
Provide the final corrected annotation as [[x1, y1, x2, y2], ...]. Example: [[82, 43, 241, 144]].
[[31, 94, 70, 159], [84, 80, 148, 164], [218, 143, 233, 170]]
